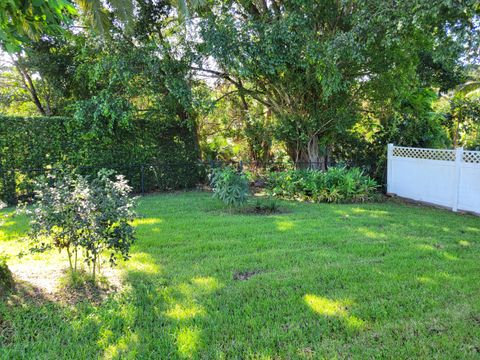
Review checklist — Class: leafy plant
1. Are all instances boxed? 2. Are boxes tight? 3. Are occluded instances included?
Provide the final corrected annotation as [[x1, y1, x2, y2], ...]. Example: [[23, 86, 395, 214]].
[[28, 169, 136, 282], [210, 166, 249, 207], [83, 169, 136, 279], [29, 171, 87, 273], [251, 197, 281, 215], [0, 254, 13, 296], [266, 167, 378, 203]]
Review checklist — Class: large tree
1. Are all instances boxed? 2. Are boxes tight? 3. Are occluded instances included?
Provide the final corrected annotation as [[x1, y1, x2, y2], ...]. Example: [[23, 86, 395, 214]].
[[195, 0, 480, 167]]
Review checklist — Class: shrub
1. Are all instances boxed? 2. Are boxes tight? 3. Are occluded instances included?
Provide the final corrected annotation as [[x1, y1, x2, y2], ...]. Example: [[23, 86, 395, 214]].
[[84, 169, 136, 279], [0, 254, 13, 296], [209, 166, 249, 207], [266, 167, 378, 203], [28, 169, 136, 282]]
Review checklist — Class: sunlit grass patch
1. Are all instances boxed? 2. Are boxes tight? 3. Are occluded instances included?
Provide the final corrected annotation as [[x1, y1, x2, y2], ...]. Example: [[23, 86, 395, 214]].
[[304, 294, 365, 330], [176, 326, 202, 358]]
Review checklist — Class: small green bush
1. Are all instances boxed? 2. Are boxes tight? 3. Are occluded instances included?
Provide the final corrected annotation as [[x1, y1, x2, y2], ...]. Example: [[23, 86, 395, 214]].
[[210, 166, 249, 207], [0, 255, 14, 295], [28, 169, 136, 282], [266, 167, 378, 203]]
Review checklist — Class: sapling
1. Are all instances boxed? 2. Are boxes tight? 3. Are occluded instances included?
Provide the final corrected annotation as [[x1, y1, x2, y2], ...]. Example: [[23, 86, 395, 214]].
[[28, 169, 136, 282]]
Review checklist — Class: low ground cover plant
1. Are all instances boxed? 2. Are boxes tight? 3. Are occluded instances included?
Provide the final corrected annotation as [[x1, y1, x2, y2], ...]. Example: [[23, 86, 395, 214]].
[[209, 166, 249, 207], [28, 169, 136, 282], [266, 167, 378, 203]]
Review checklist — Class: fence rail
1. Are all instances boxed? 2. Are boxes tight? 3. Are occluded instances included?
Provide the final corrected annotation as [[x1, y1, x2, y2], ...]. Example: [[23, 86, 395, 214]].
[[387, 144, 480, 215]]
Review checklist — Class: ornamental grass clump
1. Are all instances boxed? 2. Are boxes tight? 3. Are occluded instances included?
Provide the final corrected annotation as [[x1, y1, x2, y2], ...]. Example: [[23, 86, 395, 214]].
[[28, 169, 136, 282]]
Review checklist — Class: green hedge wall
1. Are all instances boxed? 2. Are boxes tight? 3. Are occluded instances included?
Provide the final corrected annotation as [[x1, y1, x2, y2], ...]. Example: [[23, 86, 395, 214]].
[[0, 116, 203, 204]]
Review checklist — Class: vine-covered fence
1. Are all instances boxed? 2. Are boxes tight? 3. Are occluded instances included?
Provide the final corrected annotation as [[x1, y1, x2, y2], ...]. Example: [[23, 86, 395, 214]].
[[387, 144, 480, 214]]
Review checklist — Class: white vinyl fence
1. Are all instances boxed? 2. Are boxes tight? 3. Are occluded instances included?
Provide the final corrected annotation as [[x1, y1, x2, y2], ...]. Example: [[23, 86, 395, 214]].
[[387, 144, 480, 214]]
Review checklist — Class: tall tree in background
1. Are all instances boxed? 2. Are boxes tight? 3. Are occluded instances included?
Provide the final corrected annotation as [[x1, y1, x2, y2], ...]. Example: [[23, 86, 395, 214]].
[[196, 0, 480, 167]]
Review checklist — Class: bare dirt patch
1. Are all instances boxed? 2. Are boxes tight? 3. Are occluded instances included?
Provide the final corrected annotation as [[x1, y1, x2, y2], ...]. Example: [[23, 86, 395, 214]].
[[8, 259, 122, 304], [233, 270, 263, 281]]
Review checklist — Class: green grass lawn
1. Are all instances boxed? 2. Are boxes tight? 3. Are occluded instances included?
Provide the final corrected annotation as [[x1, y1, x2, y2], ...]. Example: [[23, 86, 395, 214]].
[[1, 191, 479, 359]]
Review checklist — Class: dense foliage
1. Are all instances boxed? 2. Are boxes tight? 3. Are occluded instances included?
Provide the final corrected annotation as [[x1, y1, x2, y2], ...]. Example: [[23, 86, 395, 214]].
[[331, 89, 451, 181], [1, 1, 205, 205], [197, 0, 479, 168], [0, 116, 202, 204], [0, 0, 74, 52], [266, 167, 378, 203], [28, 169, 136, 281], [210, 166, 249, 207], [0, 0, 479, 194]]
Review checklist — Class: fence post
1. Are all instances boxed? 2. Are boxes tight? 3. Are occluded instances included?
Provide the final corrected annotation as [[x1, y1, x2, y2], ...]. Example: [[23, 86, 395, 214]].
[[387, 143, 394, 194], [452, 147, 463, 212], [140, 164, 145, 195]]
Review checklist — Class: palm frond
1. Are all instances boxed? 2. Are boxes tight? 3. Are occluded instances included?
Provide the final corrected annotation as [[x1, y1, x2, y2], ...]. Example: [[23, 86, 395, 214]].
[[75, 0, 111, 34]]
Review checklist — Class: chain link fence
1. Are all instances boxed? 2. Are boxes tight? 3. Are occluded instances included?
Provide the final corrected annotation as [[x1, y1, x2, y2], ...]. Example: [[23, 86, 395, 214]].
[[0, 159, 331, 205]]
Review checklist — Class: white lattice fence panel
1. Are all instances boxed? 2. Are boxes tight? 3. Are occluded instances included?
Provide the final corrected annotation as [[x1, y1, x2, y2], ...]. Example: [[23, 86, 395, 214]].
[[388, 144, 480, 215], [463, 151, 480, 164], [392, 146, 455, 161]]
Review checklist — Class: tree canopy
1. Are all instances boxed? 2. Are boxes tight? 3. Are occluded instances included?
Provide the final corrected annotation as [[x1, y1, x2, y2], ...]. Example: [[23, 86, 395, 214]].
[[0, 0, 479, 177]]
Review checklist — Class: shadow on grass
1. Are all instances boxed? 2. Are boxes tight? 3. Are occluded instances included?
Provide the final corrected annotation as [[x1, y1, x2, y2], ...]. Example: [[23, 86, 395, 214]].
[[0, 280, 104, 358], [93, 264, 221, 359]]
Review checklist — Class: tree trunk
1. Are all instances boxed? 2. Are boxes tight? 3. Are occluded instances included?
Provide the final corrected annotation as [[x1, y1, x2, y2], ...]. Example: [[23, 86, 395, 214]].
[[287, 135, 326, 170], [306, 135, 325, 170], [74, 247, 78, 272], [13, 60, 47, 116], [453, 118, 460, 148], [289, 135, 326, 171], [92, 254, 96, 281], [66, 247, 74, 273]]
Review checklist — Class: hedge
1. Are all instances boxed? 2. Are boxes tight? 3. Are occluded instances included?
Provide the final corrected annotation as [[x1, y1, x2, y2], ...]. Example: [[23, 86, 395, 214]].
[[0, 116, 203, 204]]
